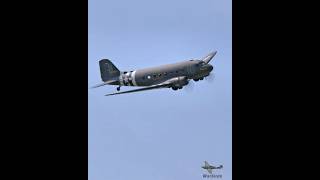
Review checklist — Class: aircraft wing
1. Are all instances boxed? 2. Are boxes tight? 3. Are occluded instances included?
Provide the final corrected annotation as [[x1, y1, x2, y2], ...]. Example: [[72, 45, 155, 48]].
[[207, 169, 213, 174], [201, 51, 217, 64], [105, 83, 170, 96], [204, 161, 210, 166]]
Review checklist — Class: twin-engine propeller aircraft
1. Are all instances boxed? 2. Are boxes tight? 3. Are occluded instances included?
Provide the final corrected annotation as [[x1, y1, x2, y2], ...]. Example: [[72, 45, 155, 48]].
[[202, 161, 223, 174], [91, 51, 217, 96]]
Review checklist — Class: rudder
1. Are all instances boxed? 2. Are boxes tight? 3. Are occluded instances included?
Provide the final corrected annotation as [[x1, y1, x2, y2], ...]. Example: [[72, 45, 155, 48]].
[[99, 59, 120, 82]]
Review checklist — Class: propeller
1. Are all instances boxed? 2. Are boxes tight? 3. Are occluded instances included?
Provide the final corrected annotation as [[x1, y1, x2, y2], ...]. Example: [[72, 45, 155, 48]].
[[205, 64, 216, 83], [184, 79, 195, 92], [206, 73, 215, 83]]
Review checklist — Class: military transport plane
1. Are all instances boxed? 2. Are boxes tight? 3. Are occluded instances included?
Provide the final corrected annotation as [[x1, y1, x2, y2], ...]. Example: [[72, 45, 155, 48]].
[[202, 161, 223, 174], [91, 51, 217, 96]]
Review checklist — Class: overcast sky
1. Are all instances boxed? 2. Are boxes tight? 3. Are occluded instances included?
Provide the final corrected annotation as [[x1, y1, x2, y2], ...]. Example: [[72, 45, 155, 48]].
[[89, 0, 232, 179]]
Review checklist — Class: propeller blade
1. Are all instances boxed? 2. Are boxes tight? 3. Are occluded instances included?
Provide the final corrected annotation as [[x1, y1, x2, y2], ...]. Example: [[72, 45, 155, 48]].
[[184, 80, 195, 92], [205, 72, 215, 83]]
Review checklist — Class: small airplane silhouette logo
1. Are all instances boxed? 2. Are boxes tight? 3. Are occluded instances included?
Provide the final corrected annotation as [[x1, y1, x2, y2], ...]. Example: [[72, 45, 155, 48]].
[[202, 161, 223, 174]]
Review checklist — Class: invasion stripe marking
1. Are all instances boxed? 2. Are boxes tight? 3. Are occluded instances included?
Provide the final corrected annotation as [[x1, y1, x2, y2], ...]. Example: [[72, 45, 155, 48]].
[[128, 79, 133, 86], [131, 71, 137, 86], [128, 71, 133, 86], [119, 75, 124, 86]]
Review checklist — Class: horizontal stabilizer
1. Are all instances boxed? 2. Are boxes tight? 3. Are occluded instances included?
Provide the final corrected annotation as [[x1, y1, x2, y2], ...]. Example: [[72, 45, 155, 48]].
[[91, 80, 118, 89]]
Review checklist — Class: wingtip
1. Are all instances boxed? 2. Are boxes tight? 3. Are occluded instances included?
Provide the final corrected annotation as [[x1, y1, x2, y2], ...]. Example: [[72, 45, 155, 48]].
[[209, 50, 217, 57], [202, 51, 217, 64]]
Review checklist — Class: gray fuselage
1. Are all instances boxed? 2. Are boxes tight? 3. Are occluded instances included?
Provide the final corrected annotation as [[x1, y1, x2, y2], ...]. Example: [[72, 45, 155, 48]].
[[115, 60, 213, 87]]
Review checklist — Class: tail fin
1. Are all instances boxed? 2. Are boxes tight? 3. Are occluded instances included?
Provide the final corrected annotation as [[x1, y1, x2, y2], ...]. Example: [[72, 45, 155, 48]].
[[99, 59, 120, 82]]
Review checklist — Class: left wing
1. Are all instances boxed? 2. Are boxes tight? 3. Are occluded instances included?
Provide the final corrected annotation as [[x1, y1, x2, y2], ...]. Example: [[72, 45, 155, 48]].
[[105, 83, 170, 96]]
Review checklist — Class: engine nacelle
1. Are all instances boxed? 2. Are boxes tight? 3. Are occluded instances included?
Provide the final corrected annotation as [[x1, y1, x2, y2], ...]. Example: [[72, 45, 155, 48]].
[[167, 76, 189, 88]]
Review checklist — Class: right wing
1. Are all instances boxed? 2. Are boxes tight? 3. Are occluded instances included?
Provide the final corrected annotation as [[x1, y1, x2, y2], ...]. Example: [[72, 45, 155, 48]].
[[105, 83, 170, 96], [204, 161, 210, 167], [201, 51, 217, 64]]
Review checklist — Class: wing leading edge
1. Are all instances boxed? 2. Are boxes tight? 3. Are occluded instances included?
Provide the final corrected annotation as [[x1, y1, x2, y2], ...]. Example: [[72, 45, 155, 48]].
[[105, 83, 170, 96]]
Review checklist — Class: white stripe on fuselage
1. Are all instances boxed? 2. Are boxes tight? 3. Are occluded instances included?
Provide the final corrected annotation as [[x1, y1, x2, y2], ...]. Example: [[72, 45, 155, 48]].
[[119, 74, 124, 86], [131, 70, 137, 86], [127, 72, 132, 86]]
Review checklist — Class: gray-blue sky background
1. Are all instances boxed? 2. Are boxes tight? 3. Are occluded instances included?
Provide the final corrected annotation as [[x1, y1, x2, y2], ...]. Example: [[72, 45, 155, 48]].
[[89, 0, 232, 179]]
